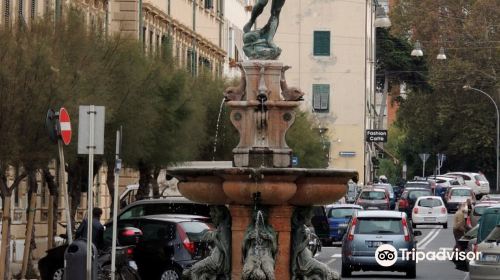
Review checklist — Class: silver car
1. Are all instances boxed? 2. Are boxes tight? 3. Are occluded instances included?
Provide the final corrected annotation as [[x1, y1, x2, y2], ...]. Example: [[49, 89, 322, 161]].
[[341, 211, 421, 278], [469, 225, 500, 280], [356, 188, 390, 210]]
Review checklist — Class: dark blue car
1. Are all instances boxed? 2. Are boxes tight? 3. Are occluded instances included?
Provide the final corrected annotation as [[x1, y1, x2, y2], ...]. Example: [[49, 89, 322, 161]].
[[326, 204, 363, 242]]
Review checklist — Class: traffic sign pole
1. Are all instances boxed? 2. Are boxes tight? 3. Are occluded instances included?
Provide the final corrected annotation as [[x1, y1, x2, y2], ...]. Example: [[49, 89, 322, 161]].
[[111, 130, 121, 280], [58, 140, 73, 244], [86, 105, 96, 280]]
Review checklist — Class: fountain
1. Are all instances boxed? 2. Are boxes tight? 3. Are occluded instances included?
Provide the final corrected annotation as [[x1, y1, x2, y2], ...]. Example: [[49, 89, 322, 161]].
[[168, 3, 358, 279]]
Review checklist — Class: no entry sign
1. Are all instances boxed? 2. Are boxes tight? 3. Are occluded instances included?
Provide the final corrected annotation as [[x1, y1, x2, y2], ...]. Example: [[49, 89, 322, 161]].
[[59, 108, 72, 145]]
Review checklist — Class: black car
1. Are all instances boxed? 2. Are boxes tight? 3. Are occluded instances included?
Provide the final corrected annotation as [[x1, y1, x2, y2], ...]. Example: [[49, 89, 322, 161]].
[[397, 187, 433, 218], [116, 197, 211, 221], [108, 215, 213, 279]]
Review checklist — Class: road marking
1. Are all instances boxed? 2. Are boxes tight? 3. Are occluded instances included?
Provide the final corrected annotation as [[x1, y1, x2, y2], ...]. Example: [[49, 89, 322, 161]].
[[326, 258, 337, 266], [419, 229, 441, 249], [463, 272, 469, 280], [331, 253, 342, 258], [417, 228, 437, 245]]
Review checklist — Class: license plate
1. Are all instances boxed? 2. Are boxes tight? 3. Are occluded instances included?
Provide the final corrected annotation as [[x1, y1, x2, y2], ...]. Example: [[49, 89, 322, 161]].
[[368, 207, 378, 210], [367, 241, 383, 247], [482, 255, 499, 262], [424, 217, 436, 222]]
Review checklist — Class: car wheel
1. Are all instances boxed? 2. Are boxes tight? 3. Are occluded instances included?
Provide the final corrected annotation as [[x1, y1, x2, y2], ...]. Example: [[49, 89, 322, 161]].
[[160, 268, 181, 280], [405, 264, 416, 279], [52, 268, 64, 280], [443, 223, 448, 229], [341, 262, 352, 277]]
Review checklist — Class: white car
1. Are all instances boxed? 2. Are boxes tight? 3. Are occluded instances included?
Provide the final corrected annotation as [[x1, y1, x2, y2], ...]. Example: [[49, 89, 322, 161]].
[[444, 172, 490, 197], [469, 225, 500, 280], [411, 196, 448, 228]]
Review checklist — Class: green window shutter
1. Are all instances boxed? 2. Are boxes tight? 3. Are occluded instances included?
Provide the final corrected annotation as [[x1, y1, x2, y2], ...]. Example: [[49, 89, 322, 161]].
[[312, 84, 330, 112], [313, 31, 331, 56]]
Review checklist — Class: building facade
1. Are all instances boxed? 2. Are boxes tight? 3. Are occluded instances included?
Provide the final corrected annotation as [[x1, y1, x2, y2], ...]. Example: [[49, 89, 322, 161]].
[[259, 0, 368, 183]]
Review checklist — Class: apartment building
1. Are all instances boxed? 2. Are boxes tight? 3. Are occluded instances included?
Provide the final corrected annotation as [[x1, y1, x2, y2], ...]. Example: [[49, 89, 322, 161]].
[[258, 0, 368, 182]]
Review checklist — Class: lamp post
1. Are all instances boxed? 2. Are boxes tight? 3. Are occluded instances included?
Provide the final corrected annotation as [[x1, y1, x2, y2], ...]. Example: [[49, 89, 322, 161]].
[[463, 85, 499, 193], [366, 1, 390, 183]]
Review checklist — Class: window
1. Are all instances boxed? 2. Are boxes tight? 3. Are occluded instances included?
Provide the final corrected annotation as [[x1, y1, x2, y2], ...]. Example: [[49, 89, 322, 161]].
[[4, 0, 10, 25], [204, 0, 213, 9], [312, 84, 330, 112], [313, 31, 330, 56], [30, 0, 35, 19]]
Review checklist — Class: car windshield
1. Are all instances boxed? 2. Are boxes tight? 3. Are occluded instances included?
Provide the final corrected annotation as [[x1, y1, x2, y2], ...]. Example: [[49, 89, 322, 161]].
[[474, 206, 490, 216], [409, 190, 432, 200], [485, 226, 500, 242], [451, 189, 471, 196], [328, 208, 357, 218], [180, 222, 212, 242], [355, 218, 403, 234], [360, 191, 385, 200], [418, 198, 442, 207]]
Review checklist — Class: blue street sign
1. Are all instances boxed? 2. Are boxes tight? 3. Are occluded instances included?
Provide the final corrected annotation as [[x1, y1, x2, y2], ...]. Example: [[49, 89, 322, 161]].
[[292, 157, 299, 166]]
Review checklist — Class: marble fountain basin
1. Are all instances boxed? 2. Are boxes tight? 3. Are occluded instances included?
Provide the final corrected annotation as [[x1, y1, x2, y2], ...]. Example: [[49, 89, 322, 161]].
[[167, 167, 358, 206]]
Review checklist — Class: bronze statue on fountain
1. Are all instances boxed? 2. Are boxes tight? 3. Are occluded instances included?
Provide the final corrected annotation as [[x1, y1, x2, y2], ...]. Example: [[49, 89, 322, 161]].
[[243, 0, 286, 60]]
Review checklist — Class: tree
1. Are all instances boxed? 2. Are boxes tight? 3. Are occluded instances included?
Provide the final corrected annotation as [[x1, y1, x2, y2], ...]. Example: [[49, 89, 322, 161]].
[[390, 0, 500, 182]]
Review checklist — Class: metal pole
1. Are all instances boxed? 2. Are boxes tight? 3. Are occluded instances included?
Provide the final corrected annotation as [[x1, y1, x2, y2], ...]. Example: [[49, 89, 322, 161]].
[[58, 140, 73, 244], [86, 105, 96, 280], [464, 86, 500, 193], [110, 130, 121, 280]]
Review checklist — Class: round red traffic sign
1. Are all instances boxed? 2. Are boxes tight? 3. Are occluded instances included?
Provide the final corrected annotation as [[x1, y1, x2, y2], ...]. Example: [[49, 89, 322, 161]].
[[59, 108, 72, 145]]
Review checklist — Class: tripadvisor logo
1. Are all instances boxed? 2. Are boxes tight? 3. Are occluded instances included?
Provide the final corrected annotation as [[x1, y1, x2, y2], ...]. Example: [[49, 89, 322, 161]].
[[375, 244, 481, 266], [375, 244, 398, 267]]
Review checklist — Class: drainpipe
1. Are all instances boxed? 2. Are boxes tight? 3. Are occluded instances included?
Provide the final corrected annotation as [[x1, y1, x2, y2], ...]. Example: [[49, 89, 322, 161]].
[[167, 0, 170, 15], [139, 0, 143, 41], [192, 0, 196, 75]]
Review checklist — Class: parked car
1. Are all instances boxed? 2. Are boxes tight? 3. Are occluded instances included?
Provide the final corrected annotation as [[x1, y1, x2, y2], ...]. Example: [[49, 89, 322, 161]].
[[373, 183, 396, 210], [326, 204, 363, 242], [397, 188, 433, 218], [341, 210, 421, 278], [445, 172, 490, 198], [469, 224, 500, 280], [110, 214, 213, 279], [116, 197, 211, 222], [471, 202, 499, 227], [356, 188, 390, 210], [444, 187, 476, 212], [411, 196, 448, 228]]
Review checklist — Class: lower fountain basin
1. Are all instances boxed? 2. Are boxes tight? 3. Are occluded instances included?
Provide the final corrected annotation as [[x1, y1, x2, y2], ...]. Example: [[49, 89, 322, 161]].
[[168, 166, 357, 206]]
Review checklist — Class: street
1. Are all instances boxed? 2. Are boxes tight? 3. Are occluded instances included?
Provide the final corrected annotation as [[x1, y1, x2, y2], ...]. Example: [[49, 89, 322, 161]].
[[317, 214, 470, 280]]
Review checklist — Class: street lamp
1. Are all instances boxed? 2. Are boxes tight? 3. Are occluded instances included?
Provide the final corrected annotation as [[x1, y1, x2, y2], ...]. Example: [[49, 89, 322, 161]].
[[411, 40, 423, 56], [436, 47, 447, 60], [463, 85, 500, 193]]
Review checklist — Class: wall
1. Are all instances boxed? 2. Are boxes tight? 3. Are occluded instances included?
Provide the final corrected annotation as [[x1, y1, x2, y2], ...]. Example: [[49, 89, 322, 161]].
[[258, 0, 367, 182]]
